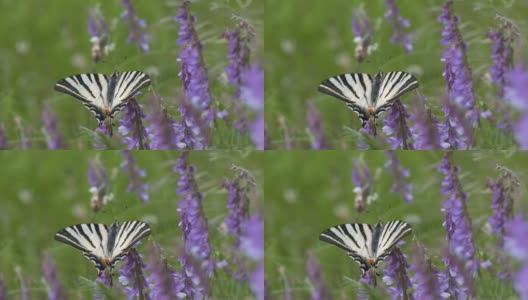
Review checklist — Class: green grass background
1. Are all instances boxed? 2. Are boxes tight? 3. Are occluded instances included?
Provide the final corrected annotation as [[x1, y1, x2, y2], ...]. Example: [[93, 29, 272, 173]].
[[0, 0, 262, 149], [264, 0, 528, 149], [0, 150, 263, 299], [264, 150, 526, 299]]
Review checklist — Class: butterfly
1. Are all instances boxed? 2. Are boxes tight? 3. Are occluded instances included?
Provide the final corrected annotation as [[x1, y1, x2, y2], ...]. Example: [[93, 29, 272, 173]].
[[319, 220, 411, 283], [318, 71, 418, 135], [54, 220, 151, 284], [54, 70, 151, 135]]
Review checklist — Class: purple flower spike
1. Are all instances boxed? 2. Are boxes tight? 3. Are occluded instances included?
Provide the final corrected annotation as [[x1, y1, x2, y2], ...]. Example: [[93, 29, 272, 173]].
[[385, 0, 413, 53], [121, 151, 149, 203], [94, 122, 113, 150], [146, 94, 186, 150], [89, 157, 113, 212], [357, 270, 376, 300], [505, 65, 528, 149], [385, 151, 413, 203], [119, 249, 150, 300], [306, 102, 331, 150], [352, 160, 376, 212], [97, 269, 113, 287], [224, 175, 250, 244], [443, 249, 474, 299], [438, 0, 478, 127], [505, 215, 528, 299], [240, 213, 264, 300], [352, 9, 377, 62], [88, 8, 113, 62], [43, 255, 67, 300], [175, 153, 214, 275], [179, 97, 208, 150], [146, 242, 183, 300], [119, 98, 150, 150], [179, 247, 211, 299], [443, 95, 474, 150], [43, 103, 66, 150], [241, 64, 264, 149], [382, 248, 414, 300], [410, 96, 448, 150], [306, 252, 332, 300], [176, 0, 215, 124], [411, 243, 449, 300], [382, 101, 414, 150], [121, 0, 150, 53]]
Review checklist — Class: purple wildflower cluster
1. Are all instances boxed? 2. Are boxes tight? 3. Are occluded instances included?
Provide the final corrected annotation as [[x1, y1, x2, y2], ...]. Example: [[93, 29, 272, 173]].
[[240, 64, 264, 149], [42, 103, 66, 150], [505, 65, 528, 149], [119, 248, 150, 300], [352, 159, 376, 212], [306, 102, 331, 150], [385, 150, 413, 203], [306, 252, 332, 300], [121, 150, 149, 203], [121, 0, 150, 53], [42, 255, 67, 300], [505, 215, 528, 299], [88, 8, 113, 62], [352, 9, 376, 62], [119, 98, 150, 150], [241, 213, 264, 300], [382, 248, 414, 300], [384, 0, 413, 53], [410, 243, 449, 299], [382, 101, 414, 150], [88, 157, 113, 212]]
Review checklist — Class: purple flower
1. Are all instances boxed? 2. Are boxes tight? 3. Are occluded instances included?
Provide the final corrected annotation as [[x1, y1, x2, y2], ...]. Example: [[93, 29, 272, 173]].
[[357, 270, 376, 300], [176, 0, 214, 123], [385, 0, 413, 53], [352, 159, 376, 212], [252, 112, 265, 150], [240, 213, 264, 300], [306, 252, 332, 300], [146, 242, 184, 300], [118, 98, 150, 150], [505, 215, 528, 300], [179, 247, 211, 299], [94, 122, 113, 150], [443, 95, 474, 149], [145, 94, 186, 150], [352, 9, 376, 62], [505, 65, 528, 149], [382, 101, 414, 150], [241, 64, 264, 149], [358, 120, 376, 150], [410, 96, 448, 150], [438, 153, 478, 295], [224, 175, 250, 244], [121, 0, 150, 53], [487, 174, 515, 245], [175, 152, 214, 275], [306, 102, 331, 150], [89, 157, 113, 212], [382, 248, 414, 300], [488, 21, 516, 98], [0, 124, 7, 150], [119, 249, 150, 300], [438, 0, 478, 127], [96, 269, 113, 287], [410, 243, 449, 300], [443, 249, 474, 299], [385, 150, 413, 203], [43, 103, 66, 150], [42, 255, 67, 300], [514, 116, 528, 149], [179, 96, 208, 150], [88, 8, 112, 62], [121, 151, 149, 203]]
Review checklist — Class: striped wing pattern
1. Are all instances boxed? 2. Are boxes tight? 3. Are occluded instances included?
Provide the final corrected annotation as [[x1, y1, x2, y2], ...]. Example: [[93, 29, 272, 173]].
[[319, 220, 411, 275], [54, 71, 151, 124], [318, 71, 418, 126], [55, 220, 151, 274]]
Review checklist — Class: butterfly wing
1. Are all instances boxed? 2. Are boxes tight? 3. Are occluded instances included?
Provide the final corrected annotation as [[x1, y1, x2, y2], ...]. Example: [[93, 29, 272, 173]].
[[54, 73, 109, 123], [54, 223, 110, 273], [373, 220, 412, 265], [319, 223, 375, 274], [318, 73, 374, 126], [109, 71, 151, 116], [372, 71, 418, 116], [108, 221, 151, 264]]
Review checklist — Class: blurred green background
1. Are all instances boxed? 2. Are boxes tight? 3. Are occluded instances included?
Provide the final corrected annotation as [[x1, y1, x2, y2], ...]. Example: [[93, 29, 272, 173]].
[[0, 0, 262, 149], [264, 150, 526, 299], [264, 0, 528, 149], [0, 150, 263, 298]]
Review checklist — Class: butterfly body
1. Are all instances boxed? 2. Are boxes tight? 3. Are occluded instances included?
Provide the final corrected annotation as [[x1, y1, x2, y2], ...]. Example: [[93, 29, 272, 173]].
[[54, 70, 151, 133], [55, 220, 151, 276], [319, 220, 411, 276], [318, 71, 418, 131]]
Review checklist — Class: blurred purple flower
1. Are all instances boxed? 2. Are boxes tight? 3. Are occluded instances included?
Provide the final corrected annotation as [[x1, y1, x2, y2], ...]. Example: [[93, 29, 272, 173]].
[[505, 215, 528, 300], [439, 153, 477, 296], [357, 270, 376, 300], [382, 101, 414, 150], [14, 266, 31, 300], [382, 248, 414, 300], [505, 65, 528, 149], [488, 21, 516, 98], [94, 122, 113, 150], [410, 96, 448, 150], [179, 247, 211, 299], [352, 9, 376, 62], [306, 253, 332, 300], [145, 94, 186, 150], [0, 124, 7, 150], [119, 249, 150, 300], [443, 95, 473, 150], [443, 249, 474, 299], [43, 255, 68, 300], [121, 0, 150, 53], [352, 159, 376, 212], [385, 0, 413, 53], [88, 8, 112, 62], [438, 0, 478, 127], [241, 64, 264, 149], [175, 152, 214, 275], [146, 242, 184, 300], [241, 213, 264, 300], [119, 98, 150, 150], [252, 112, 265, 150], [179, 96, 208, 150], [306, 102, 331, 150], [358, 120, 376, 150], [96, 269, 113, 287], [411, 243, 449, 300], [487, 176, 514, 245], [224, 175, 250, 245], [385, 150, 413, 203], [121, 150, 149, 203], [43, 103, 66, 150], [89, 157, 113, 212], [176, 0, 214, 123]]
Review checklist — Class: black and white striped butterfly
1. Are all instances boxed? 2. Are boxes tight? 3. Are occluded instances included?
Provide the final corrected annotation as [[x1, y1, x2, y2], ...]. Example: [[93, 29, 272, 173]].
[[54, 70, 151, 134], [318, 71, 418, 134], [55, 220, 151, 282], [319, 220, 411, 280]]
